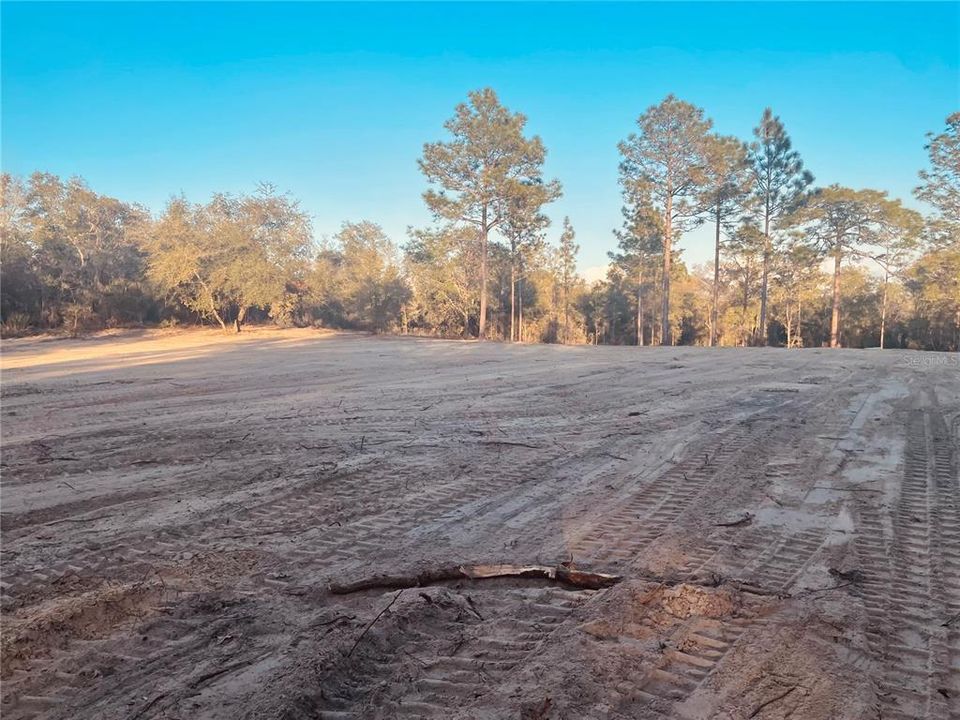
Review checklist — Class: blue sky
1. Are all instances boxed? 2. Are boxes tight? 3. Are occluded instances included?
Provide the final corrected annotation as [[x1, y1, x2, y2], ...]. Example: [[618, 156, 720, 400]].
[[3, 2, 958, 275]]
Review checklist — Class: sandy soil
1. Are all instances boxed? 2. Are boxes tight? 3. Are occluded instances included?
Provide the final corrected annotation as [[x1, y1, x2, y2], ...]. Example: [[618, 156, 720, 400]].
[[1, 328, 958, 720]]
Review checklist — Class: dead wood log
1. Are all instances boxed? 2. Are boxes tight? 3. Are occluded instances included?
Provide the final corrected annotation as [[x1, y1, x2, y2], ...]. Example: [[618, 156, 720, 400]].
[[329, 562, 621, 595], [554, 563, 623, 590]]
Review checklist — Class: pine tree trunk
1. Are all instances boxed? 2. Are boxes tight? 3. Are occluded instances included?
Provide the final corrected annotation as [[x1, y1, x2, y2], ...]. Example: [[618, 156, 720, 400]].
[[636, 264, 643, 347], [830, 247, 842, 348], [711, 202, 721, 347], [742, 260, 750, 347], [797, 296, 802, 348], [880, 270, 888, 349], [510, 249, 516, 342], [786, 308, 792, 349], [661, 193, 673, 346], [758, 208, 770, 346], [478, 210, 488, 340], [518, 275, 523, 343], [498, 277, 505, 340]]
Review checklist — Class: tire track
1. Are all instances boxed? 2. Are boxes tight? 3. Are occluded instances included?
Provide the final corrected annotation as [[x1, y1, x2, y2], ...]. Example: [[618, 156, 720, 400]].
[[0, 347, 868, 720], [2, 594, 254, 720], [617, 525, 825, 713], [855, 405, 958, 720], [566, 386, 833, 573], [0, 359, 806, 610], [566, 419, 766, 569], [308, 586, 593, 719], [587, 388, 849, 716], [929, 407, 960, 718]]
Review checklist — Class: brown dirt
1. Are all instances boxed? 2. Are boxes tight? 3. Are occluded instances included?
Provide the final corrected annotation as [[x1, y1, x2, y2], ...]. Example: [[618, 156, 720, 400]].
[[1, 328, 957, 719]]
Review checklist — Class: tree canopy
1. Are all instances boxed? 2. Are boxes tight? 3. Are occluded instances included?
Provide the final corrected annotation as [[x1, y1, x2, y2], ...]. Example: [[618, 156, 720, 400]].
[[1, 98, 956, 352], [618, 95, 713, 345], [748, 108, 814, 344], [419, 88, 561, 339]]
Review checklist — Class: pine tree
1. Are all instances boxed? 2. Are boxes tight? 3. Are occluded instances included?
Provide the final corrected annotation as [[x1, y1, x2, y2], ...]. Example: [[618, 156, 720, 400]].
[[619, 95, 712, 345], [419, 88, 561, 340], [700, 135, 751, 346], [557, 217, 579, 343], [748, 108, 813, 345]]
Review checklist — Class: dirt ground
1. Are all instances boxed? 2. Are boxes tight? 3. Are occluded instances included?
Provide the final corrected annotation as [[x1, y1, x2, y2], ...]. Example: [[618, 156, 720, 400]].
[[1, 328, 958, 720]]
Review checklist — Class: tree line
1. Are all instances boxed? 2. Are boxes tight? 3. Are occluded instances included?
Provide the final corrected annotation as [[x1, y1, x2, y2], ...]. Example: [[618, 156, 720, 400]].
[[1, 90, 957, 350]]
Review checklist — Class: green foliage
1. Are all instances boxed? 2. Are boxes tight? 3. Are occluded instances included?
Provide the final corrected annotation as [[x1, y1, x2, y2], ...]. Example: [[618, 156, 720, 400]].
[[146, 186, 310, 331], [618, 96, 714, 233], [905, 242, 960, 350], [1, 172, 148, 331], [404, 225, 479, 336], [747, 108, 814, 343], [618, 95, 713, 344], [701, 134, 752, 225], [916, 112, 960, 240], [1, 97, 955, 351], [784, 185, 906, 346], [748, 109, 814, 232], [610, 203, 662, 345], [557, 217, 580, 343], [329, 221, 410, 332], [722, 224, 766, 345], [419, 88, 561, 338], [786, 186, 888, 255]]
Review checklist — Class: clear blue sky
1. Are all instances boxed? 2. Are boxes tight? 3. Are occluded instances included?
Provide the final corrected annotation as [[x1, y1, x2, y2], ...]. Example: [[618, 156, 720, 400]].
[[3, 2, 958, 274]]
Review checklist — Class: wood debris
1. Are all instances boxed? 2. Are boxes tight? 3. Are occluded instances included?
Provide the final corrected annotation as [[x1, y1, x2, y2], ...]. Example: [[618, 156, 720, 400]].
[[330, 562, 622, 595]]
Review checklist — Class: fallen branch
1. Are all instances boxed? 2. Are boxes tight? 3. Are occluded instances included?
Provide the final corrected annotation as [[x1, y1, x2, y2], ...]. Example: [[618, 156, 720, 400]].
[[347, 589, 403, 657], [477, 440, 542, 449], [130, 693, 167, 720], [187, 652, 270, 691], [725, 581, 785, 598], [799, 581, 856, 596], [749, 685, 797, 717], [554, 563, 623, 589], [598, 452, 629, 462], [810, 485, 881, 493], [42, 512, 113, 527], [330, 562, 622, 595]]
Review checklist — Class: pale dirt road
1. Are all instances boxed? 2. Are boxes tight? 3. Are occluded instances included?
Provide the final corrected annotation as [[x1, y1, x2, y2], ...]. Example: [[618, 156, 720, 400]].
[[1, 328, 957, 720]]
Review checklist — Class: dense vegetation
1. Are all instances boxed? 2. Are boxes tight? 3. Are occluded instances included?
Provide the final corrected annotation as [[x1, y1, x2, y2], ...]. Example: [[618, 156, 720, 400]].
[[1, 92, 957, 350]]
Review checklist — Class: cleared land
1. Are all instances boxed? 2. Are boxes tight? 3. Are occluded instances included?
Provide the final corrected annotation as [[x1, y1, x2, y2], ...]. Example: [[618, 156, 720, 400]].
[[1, 329, 958, 720]]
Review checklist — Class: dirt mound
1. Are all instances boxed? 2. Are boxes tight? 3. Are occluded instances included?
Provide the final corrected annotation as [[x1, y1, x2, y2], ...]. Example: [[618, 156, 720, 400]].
[[660, 583, 739, 619], [1, 580, 169, 677]]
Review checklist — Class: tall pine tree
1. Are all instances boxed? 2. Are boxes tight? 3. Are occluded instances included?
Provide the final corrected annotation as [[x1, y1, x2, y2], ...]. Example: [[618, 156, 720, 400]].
[[419, 89, 561, 340], [748, 108, 813, 345]]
